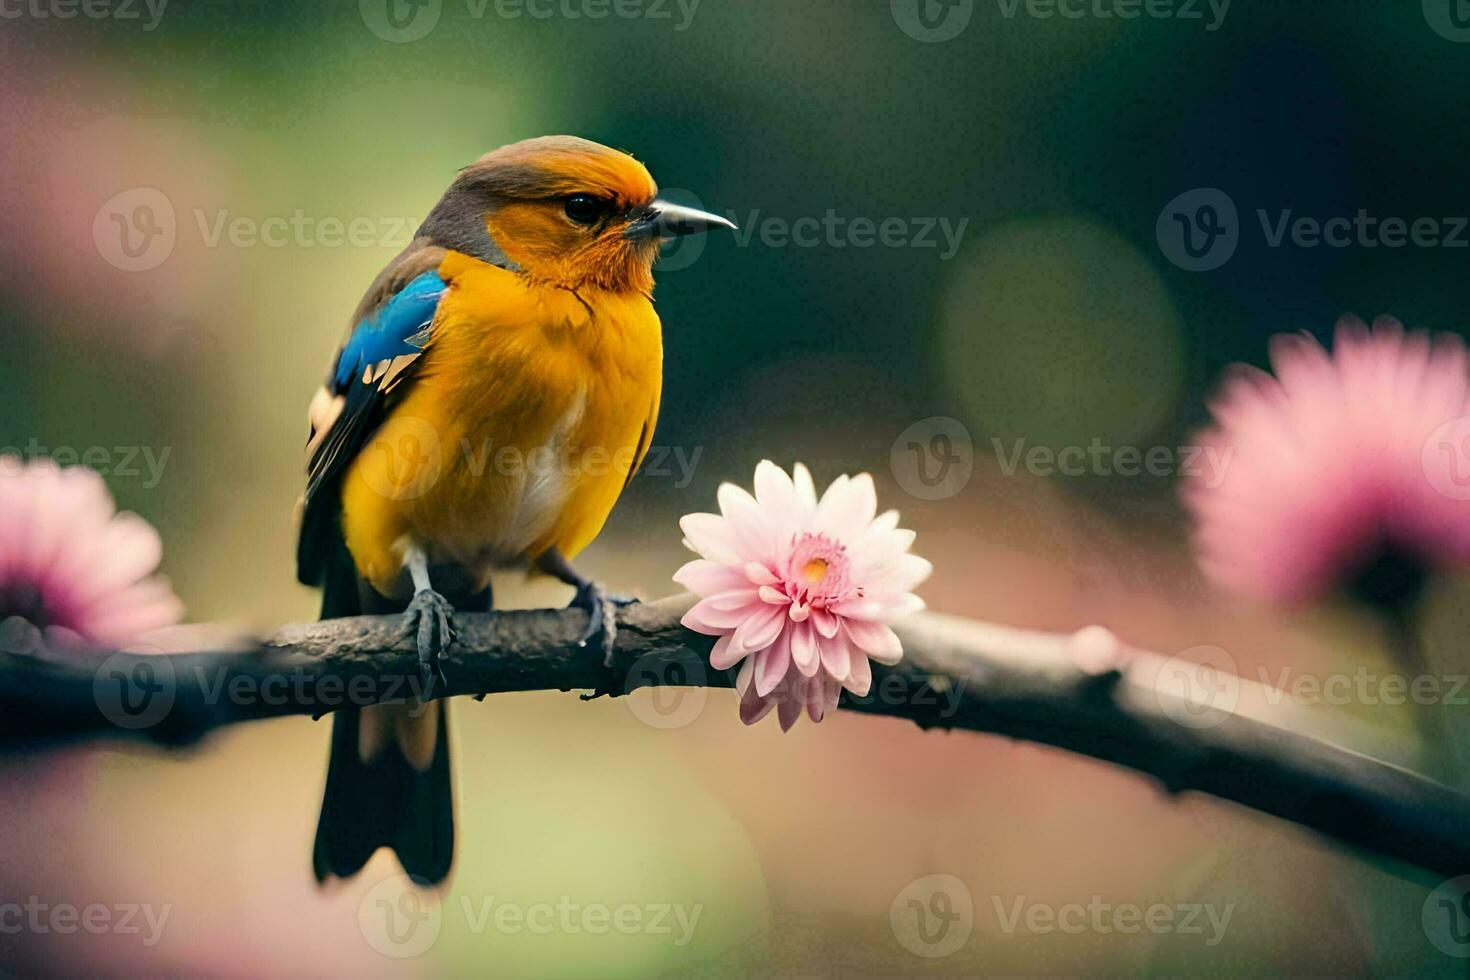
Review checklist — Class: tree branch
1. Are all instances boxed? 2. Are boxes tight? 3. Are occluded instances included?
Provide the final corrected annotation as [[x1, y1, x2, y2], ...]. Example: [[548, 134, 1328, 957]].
[[0, 593, 1465, 883]]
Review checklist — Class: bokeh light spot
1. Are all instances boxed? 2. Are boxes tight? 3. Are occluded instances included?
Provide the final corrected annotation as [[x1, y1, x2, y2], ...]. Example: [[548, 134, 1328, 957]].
[[938, 217, 1185, 452]]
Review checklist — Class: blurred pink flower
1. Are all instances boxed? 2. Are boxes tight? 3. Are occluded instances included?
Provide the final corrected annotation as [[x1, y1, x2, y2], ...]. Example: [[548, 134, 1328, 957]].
[[0, 457, 183, 649], [676, 460, 930, 730], [1184, 315, 1470, 608]]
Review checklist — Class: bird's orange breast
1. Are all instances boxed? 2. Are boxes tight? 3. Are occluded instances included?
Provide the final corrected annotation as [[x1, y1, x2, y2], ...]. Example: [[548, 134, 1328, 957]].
[[339, 251, 662, 596]]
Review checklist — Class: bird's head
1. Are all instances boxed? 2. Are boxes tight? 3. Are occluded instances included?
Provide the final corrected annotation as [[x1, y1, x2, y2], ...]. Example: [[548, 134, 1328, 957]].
[[419, 135, 734, 294]]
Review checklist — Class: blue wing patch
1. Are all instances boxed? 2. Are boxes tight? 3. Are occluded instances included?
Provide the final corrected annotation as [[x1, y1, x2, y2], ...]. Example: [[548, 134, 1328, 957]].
[[298, 252, 448, 587], [334, 270, 446, 388]]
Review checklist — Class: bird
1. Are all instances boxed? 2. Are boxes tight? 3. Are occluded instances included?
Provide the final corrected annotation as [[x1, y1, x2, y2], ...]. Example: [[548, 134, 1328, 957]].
[[296, 135, 735, 885]]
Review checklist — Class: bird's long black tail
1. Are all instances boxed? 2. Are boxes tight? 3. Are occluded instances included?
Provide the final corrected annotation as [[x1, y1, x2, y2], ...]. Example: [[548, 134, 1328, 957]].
[[312, 541, 459, 885]]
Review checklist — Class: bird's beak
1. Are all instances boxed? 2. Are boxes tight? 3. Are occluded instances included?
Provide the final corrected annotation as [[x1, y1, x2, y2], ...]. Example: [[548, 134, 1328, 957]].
[[624, 198, 738, 240]]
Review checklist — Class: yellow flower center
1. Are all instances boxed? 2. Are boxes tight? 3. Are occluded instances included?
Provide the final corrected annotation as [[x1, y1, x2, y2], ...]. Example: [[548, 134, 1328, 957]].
[[801, 558, 828, 584]]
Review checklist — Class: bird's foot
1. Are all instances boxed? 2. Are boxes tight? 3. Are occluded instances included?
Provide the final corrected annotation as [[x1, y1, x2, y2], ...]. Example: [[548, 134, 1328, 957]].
[[569, 583, 637, 666], [398, 589, 456, 691]]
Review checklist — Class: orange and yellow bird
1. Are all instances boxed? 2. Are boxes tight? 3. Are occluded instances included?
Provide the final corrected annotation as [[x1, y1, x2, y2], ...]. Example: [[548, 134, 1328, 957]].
[[296, 136, 734, 884]]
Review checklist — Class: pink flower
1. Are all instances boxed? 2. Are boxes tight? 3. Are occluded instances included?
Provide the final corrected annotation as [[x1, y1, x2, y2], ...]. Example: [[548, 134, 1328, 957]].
[[676, 461, 930, 730], [0, 457, 183, 649], [1183, 315, 1470, 608]]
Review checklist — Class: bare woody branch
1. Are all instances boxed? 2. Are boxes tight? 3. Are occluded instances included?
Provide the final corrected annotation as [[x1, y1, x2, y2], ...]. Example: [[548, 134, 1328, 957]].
[[0, 594, 1465, 883]]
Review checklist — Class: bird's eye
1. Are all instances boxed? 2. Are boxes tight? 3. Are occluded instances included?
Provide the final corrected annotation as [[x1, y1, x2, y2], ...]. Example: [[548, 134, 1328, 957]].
[[564, 195, 603, 225]]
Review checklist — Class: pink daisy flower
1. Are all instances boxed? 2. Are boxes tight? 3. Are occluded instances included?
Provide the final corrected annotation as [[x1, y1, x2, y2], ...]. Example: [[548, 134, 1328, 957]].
[[1184, 315, 1470, 609], [0, 457, 183, 649], [675, 461, 930, 730]]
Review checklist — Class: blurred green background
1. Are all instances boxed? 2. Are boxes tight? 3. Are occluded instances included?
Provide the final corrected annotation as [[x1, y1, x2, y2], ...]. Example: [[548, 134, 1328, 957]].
[[4, 0, 1470, 974]]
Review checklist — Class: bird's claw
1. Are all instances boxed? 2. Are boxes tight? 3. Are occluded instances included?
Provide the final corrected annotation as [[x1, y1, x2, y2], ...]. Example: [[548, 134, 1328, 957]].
[[398, 589, 456, 691], [570, 584, 637, 667]]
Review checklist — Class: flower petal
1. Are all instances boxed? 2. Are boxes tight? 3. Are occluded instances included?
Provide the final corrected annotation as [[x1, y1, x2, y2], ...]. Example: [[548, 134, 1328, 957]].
[[679, 513, 743, 564], [731, 603, 785, 652], [884, 554, 933, 594], [790, 622, 820, 676], [755, 630, 792, 696], [717, 482, 774, 559], [830, 597, 883, 622], [882, 594, 926, 619], [744, 561, 778, 586], [673, 559, 748, 596], [845, 619, 903, 665], [735, 656, 755, 696], [753, 460, 805, 539], [709, 633, 745, 670], [811, 607, 839, 638], [777, 683, 804, 731], [682, 598, 752, 634], [843, 650, 872, 696], [740, 684, 776, 725], [758, 585, 790, 605], [792, 462, 817, 510], [807, 676, 841, 722], [819, 633, 851, 682]]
